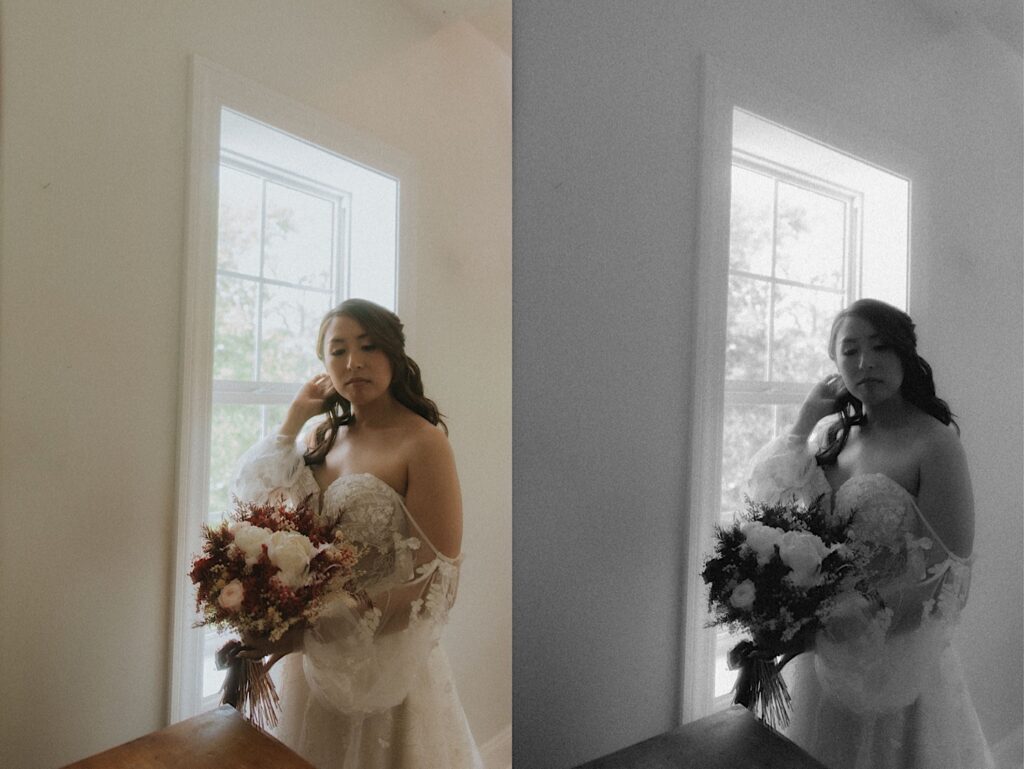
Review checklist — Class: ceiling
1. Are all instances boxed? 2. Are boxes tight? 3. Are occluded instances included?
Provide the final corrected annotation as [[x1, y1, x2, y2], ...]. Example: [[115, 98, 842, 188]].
[[398, 0, 511, 56], [394, 1, 1018, 65], [913, 0, 1023, 56]]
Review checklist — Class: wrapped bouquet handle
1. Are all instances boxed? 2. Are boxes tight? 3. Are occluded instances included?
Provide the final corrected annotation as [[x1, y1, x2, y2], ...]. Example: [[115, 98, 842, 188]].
[[728, 640, 794, 730], [216, 639, 281, 731]]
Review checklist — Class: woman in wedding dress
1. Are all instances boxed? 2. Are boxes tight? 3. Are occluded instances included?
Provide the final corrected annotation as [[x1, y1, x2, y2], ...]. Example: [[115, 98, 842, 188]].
[[230, 298, 483, 769], [745, 299, 993, 769]]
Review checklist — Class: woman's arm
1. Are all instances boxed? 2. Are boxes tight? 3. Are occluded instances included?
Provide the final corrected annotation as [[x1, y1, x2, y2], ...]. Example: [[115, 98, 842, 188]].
[[790, 375, 845, 441], [280, 373, 337, 440], [402, 426, 463, 560], [916, 426, 975, 559]]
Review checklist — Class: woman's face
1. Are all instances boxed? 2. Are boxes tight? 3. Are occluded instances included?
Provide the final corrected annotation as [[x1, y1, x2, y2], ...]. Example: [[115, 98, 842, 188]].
[[833, 315, 904, 406], [321, 314, 393, 406]]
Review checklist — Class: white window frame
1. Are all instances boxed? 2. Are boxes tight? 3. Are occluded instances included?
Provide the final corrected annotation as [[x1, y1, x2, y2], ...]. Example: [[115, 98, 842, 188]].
[[170, 56, 414, 723], [681, 55, 925, 724]]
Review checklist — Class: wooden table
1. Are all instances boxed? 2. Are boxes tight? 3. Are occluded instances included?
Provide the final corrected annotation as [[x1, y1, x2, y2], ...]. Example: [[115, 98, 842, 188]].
[[59, 705, 315, 769], [572, 705, 829, 769]]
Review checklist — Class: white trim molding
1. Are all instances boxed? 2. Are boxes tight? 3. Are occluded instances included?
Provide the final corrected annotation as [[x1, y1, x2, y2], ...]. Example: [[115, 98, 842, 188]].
[[480, 722, 512, 769]]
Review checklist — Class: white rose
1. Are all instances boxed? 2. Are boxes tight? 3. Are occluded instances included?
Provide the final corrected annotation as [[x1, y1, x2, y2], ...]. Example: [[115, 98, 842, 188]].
[[779, 530, 831, 587], [267, 530, 317, 588], [230, 522, 272, 566], [729, 579, 757, 610], [217, 579, 244, 612], [741, 522, 783, 565]]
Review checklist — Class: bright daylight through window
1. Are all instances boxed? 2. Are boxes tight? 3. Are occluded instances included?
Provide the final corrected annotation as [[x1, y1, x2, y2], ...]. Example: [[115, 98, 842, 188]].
[[712, 108, 909, 704]]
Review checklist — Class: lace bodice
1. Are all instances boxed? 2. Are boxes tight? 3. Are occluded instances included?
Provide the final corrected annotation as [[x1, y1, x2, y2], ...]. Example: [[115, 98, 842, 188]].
[[229, 434, 460, 714]]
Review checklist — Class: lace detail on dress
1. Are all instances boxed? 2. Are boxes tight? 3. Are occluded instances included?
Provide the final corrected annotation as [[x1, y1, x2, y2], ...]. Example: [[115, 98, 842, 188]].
[[409, 558, 459, 630]]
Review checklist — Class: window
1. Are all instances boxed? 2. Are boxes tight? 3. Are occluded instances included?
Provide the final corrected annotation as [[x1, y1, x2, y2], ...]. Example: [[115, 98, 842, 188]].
[[172, 59, 407, 721], [683, 93, 910, 719], [209, 154, 351, 524]]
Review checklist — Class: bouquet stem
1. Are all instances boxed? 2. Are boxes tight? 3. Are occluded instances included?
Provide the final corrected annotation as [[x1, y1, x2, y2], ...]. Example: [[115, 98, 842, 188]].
[[728, 640, 792, 731], [216, 640, 281, 732]]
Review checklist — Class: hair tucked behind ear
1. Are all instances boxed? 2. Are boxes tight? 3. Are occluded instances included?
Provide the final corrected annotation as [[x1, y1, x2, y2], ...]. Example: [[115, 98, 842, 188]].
[[303, 299, 446, 467], [815, 299, 956, 467]]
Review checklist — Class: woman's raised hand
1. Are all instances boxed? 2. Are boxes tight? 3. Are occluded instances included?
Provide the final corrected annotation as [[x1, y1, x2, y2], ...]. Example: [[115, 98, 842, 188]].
[[793, 374, 845, 438], [280, 374, 336, 438]]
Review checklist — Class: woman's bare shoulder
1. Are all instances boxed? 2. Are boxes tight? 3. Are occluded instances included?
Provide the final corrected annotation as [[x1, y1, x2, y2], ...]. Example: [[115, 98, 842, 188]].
[[404, 416, 452, 457], [911, 413, 963, 457], [912, 415, 973, 556]]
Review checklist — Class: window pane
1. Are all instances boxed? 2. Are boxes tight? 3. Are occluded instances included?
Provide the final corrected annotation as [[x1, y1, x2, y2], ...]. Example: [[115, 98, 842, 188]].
[[715, 627, 744, 698], [774, 182, 846, 289], [202, 625, 234, 698], [771, 284, 840, 382], [263, 403, 292, 436], [720, 403, 775, 514], [213, 275, 257, 381], [217, 166, 263, 276], [208, 403, 262, 519], [260, 284, 332, 382], [729, 165, 774, 276], [774, 403, 802, 438], [725, 275, 770, 380], [263, 182, 335, 289]]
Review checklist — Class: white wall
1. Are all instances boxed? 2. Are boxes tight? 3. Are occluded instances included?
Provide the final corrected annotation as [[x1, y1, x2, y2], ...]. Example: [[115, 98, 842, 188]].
[[0, 2, 510, 767], [513, 2, 1022, 767]]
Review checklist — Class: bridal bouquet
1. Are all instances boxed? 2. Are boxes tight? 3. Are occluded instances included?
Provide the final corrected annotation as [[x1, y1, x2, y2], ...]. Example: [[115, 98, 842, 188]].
[[702, 496, 879, 729], [190, 496, 363, 729]]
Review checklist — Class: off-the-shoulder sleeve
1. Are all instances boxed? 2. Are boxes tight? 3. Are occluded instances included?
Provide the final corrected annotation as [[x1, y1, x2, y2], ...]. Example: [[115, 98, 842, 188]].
[[876, 517, 974, 636], [299, 493, 460, 714], [744, 433, 832, 508], [229, 433, 320, 508]]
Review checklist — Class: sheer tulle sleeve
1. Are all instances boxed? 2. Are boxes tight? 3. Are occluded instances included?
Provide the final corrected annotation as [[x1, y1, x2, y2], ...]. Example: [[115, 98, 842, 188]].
[[229, 434, 320, 508], [298, 481, 460, 714], [875, 518, 973, 636], [744, 432, 833, 508]]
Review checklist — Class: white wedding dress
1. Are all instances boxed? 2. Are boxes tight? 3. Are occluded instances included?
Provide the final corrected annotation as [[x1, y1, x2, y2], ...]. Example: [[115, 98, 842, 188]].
[[231, 434, 484, 769], [745, 433, 994, 769]]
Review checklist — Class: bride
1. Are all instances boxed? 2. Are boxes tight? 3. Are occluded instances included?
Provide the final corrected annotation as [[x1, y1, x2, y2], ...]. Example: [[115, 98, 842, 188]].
[[230, 298, 483, 769], [745, 299, 993, 769]]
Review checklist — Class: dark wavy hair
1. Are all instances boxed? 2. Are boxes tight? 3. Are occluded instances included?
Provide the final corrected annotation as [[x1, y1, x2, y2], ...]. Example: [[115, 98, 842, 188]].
[[304, 299, 446, 467], [816, 298, 956, 467]]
